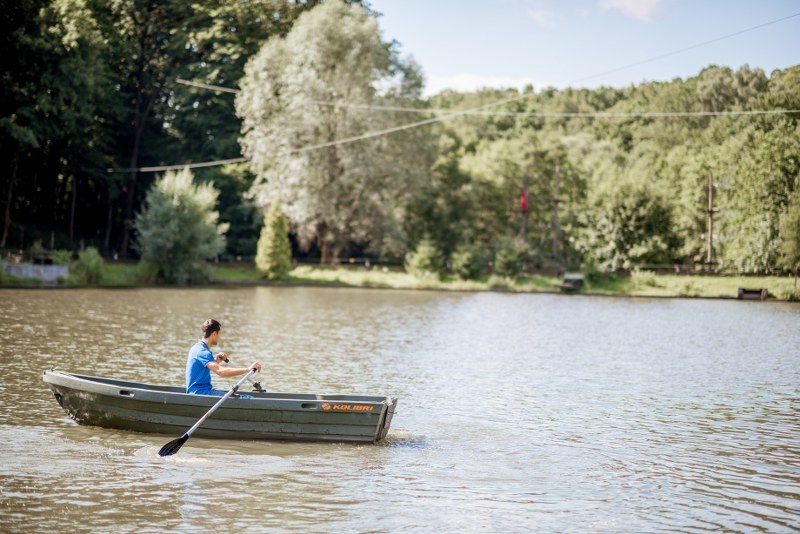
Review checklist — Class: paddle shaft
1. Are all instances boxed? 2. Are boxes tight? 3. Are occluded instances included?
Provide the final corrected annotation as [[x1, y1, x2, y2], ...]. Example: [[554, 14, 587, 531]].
[[183, 368, 257, 439], [223, 358, 265, 391]]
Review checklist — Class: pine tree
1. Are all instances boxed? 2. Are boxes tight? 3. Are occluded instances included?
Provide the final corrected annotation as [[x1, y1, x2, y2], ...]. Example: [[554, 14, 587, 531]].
[[256, 202, 292, 280]]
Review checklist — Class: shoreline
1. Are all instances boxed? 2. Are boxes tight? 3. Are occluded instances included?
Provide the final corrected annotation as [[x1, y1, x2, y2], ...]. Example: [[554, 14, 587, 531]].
[[2, 271, 798, 303]]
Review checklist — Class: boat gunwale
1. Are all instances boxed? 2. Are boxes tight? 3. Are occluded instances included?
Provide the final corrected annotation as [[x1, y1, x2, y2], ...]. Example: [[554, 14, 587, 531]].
[[43, 369, 396, 407]]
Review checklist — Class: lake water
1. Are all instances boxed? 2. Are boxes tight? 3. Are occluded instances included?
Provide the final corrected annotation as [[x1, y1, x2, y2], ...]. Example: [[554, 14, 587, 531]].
[[1, 287, 798, 532]]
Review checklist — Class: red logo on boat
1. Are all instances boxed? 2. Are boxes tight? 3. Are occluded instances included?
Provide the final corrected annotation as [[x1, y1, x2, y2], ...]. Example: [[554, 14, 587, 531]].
[[322, 403, 331, 410], [332, 404, 374, 412]]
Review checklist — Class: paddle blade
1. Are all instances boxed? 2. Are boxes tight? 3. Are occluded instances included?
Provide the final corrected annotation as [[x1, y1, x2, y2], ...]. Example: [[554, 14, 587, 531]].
[[159, 434, 189, 457]]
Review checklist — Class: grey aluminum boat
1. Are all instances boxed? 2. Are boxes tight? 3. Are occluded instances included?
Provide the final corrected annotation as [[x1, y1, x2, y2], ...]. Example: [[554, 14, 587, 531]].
[[43, 370, 397, 443]]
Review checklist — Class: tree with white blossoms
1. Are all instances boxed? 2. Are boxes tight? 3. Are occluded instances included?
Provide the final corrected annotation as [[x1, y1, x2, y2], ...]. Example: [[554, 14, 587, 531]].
[[135, 168, 228, 284], [236, 0, 434, 263]]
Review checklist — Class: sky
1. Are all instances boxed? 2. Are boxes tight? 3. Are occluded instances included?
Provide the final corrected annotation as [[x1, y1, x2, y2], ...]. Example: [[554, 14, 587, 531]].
[[369, 0, 800, 96]]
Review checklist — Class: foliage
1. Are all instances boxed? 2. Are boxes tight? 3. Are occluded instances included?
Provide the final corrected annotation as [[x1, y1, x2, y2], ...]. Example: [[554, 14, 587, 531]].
[[451, 244, 489, 280], [779, 184, 800, 277], [237, 1, 434, 263], [49, 249, 73, 265], [136, 260, 159, 285], [255, 201, 292, 280], [493, 238, 528, 278], [70, 247, 104, 285], [134, 169, 227, 285], [572, 182, 681, 272], [3, 0, 800, 278], [405, 237, 444, 278], [630, 268, 661, 289], [718, 119, 800, 272]]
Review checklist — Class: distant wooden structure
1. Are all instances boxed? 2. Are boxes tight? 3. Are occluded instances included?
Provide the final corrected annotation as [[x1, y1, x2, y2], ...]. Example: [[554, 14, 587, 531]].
[[737, 288, 768, 301], [559, 273, 584, 293]]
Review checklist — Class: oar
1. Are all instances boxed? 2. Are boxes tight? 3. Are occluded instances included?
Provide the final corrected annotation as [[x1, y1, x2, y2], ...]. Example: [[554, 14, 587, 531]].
[[223, 357, 265, 392], [159, 368, 258, 457]]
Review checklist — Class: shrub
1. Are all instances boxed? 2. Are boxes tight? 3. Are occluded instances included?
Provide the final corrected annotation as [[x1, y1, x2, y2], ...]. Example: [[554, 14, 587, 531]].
[[493, 238, 528, 278], [405, 236, 444, 278], [487, 274, 512, 290], [255, 201, 292, 280], [582, 258, 612, 285], [134, 168, 228, 285], [49, 249, 73, 265], [136, 261, 160, 285], [631, 268, 660, 288], [451, 244, 488, 280], [70, 247, 104, 285]]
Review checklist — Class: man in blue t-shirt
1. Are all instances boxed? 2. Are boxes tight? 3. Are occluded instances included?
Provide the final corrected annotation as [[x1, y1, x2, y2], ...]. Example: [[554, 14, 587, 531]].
[[186, 319, 262, 395]]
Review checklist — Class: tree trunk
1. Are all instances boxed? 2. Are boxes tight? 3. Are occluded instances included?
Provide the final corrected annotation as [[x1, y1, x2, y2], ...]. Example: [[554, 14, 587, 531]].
[[319, 241, 331, 265], [120, 16, 160, 254], [104, 199, 113, 251], [1, 154, 19, 248], [120, 168, 137, 254], [69, 174, 78, 245], [330, 245, 341, 265]]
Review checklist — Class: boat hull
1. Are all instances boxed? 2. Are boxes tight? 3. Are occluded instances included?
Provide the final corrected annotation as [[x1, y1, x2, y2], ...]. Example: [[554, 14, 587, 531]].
[[43, 370, 397, 443]]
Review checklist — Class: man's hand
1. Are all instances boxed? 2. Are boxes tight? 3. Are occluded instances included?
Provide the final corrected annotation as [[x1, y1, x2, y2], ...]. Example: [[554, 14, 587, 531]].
[[215, 352, 228, 364], [250, 362, 262, 373]]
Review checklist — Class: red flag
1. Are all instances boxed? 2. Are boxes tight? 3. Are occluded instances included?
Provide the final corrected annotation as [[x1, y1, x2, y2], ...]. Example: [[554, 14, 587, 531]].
[[520, 190, 528, 213]]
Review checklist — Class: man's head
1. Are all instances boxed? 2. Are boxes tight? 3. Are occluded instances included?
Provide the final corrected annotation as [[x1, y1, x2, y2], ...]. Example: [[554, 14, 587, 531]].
[[201, 319, 222, 345]]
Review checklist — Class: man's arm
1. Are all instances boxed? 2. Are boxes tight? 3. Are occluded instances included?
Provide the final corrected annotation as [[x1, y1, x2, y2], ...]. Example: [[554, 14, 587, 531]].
[[207, 360, 261, 378]]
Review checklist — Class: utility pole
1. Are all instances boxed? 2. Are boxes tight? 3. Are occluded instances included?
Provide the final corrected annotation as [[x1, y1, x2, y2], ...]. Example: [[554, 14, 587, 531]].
[[706, 175, 718, 268], [520, 174, 529, 240], [552, 165, 561, 261]]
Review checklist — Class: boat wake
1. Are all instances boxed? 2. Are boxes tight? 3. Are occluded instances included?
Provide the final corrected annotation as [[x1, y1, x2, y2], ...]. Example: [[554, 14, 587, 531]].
[[383, 430, 429, 448]]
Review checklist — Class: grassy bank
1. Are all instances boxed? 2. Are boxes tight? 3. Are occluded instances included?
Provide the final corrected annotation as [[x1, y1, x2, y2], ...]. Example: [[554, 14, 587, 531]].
[[285, 266, 798, 300], [2, 261, 797, 300]]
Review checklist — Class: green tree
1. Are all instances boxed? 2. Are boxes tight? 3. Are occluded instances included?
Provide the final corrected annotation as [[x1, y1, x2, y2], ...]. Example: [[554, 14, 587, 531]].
[[94, 0, 194, 253], [167, 1, 326, 260], [70, 247, 104, 285], [493, 238, 528, 278], [573, 182, 681, 271], [237, 1, 433, 263], [1, 0, 109, 249], [779, 183, 800, 288], [134, 168, 227, 284], [256, 201, 292, 280], [405, 236, 444, 278], [451, 244, 489, 280], [717, 119, 800, 273]]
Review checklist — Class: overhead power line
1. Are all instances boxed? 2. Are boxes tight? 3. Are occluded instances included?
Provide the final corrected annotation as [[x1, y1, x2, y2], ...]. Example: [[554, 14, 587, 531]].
[[174, 77, 800, 118], [174, 78, 239, 94], [310, 101, 800, 118], [109, 157, 247, 174], [117, 10, 800, 173]]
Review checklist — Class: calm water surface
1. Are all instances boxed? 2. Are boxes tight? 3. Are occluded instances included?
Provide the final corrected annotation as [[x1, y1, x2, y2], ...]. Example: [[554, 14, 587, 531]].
[[0, 287, 798, 532]]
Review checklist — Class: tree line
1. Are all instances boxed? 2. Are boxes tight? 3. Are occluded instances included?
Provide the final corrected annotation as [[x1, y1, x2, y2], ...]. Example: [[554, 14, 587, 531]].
[[2, 0, 799, 279]]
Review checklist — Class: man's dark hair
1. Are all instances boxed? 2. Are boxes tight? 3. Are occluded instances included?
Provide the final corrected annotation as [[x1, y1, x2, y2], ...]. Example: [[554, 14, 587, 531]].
[[201, 319, 221, 338]]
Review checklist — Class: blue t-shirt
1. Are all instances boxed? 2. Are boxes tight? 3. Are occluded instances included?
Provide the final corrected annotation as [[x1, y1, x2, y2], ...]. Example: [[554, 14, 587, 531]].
[[186, 340, 215, 394]]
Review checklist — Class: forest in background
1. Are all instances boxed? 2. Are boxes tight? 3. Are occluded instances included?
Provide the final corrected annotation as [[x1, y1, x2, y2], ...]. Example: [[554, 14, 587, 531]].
[[2, 0, 799, 275]]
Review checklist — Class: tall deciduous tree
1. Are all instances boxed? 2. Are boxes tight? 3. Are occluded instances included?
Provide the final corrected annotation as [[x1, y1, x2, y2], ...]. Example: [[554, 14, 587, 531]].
[[1, 0, 107, 248], [97, 0, 193, 254], [166, 1, 324, 260], [779, 183, 800, 288], [237, 0, 433, 263]]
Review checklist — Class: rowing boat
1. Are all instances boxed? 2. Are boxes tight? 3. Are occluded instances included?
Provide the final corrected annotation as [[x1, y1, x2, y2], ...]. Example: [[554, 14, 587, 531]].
[[43, 370, 397, 443]]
